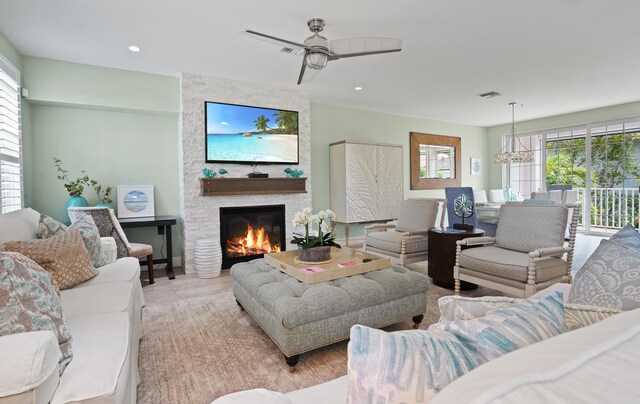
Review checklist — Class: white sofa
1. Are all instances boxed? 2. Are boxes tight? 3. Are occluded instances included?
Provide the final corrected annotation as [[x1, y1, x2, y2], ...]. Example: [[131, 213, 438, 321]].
[[0, 208, 144, 404], [214, 284, 640, 403]]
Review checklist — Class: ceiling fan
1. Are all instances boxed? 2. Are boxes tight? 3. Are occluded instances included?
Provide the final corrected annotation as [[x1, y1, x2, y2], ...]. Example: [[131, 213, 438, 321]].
[[243, 18, 403, 85]]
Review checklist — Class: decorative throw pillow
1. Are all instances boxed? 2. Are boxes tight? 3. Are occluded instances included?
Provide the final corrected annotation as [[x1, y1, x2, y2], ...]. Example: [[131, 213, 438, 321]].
[[347, 292, 565, 403], [438, 295, 523, 322], [38, 214, 109, 268], [2, 252, 60, 295], [439, 293, 622, 332], [568, 239, 640, 311], [37, 214, 68, 238], [0, 252, 73, 372], [68, 207, 131, 259], [608, 223, 640, 250], [4, 229, 98, 290], [564, 303, 621, 331]]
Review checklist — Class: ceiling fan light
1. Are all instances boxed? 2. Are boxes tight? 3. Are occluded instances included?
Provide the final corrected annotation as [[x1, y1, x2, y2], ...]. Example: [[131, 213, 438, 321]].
[[305, 52, 328, 70]]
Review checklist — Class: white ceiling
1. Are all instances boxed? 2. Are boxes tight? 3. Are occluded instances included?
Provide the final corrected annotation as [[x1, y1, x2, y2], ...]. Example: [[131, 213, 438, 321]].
[[1, 0, 639, 127]]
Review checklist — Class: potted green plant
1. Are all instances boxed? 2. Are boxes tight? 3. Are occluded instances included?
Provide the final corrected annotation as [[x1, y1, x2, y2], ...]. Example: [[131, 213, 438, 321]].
[[53, 157, 113, 211], [53, 157, 90, 210], [89, 179, 113, 207], [291, 209, 341, 263]]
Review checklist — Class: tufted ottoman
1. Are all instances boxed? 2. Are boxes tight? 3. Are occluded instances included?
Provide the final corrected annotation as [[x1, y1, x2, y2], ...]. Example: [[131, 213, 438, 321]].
[[231, 258, 429, 369]]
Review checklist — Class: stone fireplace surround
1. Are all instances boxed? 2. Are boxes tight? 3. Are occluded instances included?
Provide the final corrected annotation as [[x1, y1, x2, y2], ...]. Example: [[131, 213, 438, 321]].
[[179, 73, 312, 273]]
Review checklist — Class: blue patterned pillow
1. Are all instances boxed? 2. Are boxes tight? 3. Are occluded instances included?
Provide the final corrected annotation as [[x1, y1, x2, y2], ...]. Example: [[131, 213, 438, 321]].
[[609, 223, 640, 250], [38, 213, 109, 268], [568, 239, 640, 311], [347, 292, 565, 403]]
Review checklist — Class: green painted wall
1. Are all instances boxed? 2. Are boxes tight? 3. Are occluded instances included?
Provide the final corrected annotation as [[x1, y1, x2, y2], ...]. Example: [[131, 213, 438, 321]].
[[22, 56, 179, 114], [0, 31, 21, 69], [21, 57, 181, 260], [310, 103, 489, 238], [486, 101, 640, 189]]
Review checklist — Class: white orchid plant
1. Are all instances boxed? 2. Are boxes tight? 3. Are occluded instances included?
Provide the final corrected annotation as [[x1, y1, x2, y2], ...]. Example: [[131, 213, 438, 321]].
[[291, 208, 341, 249]]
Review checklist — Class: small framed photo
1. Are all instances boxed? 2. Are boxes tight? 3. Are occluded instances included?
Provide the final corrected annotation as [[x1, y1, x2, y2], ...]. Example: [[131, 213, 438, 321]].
[[117, 185, 155, 218], [470, 158, 481, 176]]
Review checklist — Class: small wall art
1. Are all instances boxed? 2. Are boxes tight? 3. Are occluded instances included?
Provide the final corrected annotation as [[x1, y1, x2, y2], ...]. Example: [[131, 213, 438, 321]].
[[470, 157, 481, 176], [117, 185, 155, 218]]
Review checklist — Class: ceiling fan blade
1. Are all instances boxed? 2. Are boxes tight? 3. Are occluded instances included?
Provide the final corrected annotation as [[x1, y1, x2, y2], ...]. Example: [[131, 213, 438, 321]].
[[297, 58, 321, 85], [328, 37, 402, 60], [242, 30, 307, 50]]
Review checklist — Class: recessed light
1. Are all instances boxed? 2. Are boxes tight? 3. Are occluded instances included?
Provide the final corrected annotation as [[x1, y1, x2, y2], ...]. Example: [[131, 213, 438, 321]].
[[128, 45, 141, 52], [354, 86, 363, 91]]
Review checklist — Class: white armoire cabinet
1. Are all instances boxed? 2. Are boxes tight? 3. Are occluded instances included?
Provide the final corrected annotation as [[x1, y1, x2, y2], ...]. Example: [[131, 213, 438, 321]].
[[330, 141, 403, 223]]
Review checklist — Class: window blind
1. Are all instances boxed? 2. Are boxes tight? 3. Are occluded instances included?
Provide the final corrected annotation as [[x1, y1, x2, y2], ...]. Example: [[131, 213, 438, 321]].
[[0, 56, 22, 214]]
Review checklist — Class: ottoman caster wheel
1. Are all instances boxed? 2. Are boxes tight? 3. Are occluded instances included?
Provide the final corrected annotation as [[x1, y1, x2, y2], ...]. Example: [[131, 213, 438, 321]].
[[412, 314, 424, 329], [236, 299, 245, 312], [285, 354, 300, 372]]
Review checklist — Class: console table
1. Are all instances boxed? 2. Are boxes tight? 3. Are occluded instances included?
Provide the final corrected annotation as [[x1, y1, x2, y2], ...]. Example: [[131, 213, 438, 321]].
[[118, 216, 177, 280]]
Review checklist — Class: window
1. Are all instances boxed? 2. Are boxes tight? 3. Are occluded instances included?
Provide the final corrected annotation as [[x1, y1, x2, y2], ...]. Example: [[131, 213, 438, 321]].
[[503, 118, 640, 233], [0, 55, 22, 214], [503, 132, 545, 199]]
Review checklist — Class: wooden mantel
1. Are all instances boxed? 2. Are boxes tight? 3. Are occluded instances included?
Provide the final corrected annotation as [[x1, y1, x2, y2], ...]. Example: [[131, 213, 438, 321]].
[[200, 177, 307, 196]]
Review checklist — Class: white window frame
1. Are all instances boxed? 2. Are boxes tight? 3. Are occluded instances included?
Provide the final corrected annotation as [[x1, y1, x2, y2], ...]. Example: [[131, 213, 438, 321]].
[[0, 53, 22, 214], [501, 117, 640, 235]]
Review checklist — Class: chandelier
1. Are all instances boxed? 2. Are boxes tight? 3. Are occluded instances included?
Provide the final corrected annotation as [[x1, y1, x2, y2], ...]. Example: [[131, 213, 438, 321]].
[[494, 102, 535, 165]]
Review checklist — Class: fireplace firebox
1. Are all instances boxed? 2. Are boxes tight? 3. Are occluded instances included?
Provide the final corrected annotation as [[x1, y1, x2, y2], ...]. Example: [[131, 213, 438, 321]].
[[220, 205, 286, 268]]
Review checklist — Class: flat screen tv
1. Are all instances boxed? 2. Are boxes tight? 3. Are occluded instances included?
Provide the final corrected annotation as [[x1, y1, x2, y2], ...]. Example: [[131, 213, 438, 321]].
[[205, 101, 299, 164]]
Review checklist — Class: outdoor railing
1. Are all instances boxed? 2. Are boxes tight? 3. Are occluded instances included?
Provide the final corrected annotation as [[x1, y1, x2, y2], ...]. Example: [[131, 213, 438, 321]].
[[575, 187, 639, 231]]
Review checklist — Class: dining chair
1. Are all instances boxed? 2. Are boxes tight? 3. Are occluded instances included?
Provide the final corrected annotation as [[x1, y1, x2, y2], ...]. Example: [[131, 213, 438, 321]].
[[488, 189, 506, 203], [473, 189, 488, 204]]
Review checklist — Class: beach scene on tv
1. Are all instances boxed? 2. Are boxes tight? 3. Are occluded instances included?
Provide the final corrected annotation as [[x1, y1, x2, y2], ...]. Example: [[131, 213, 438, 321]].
[[206, 102, 299, 163]]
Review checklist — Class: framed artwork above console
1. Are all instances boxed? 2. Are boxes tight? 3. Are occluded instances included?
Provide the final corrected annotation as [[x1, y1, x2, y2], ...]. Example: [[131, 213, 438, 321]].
[[410, 132, 461, 190]]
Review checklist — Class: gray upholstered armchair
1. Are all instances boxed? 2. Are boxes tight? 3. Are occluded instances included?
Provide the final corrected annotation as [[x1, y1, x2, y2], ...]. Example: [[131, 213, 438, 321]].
[[364, 198, 446, 265], [454, 203, 579, 297]]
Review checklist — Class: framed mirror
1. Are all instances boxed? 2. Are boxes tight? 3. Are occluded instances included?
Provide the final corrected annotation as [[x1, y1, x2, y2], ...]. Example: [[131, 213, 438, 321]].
[[410, 132, 461, 189]]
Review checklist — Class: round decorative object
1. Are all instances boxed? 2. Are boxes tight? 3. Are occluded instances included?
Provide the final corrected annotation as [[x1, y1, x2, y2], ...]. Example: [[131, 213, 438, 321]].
[[453, 194, 474, 219], [123, 191, 149, 213], [296, 245, 331, 264]]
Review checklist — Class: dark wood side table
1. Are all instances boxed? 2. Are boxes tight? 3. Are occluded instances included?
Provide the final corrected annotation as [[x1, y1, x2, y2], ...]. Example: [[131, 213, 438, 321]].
[[118, 216, 177, 280], [427, 227, 485, 290]]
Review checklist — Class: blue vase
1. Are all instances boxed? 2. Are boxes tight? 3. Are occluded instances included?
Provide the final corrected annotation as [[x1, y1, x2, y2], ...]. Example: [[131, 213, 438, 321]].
[[66, 195, 89, 220], [95, 202, 111, 208]]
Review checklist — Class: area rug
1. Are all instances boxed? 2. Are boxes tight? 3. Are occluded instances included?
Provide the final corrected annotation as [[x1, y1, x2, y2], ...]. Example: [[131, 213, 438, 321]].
[[137, 285, 452, 404]]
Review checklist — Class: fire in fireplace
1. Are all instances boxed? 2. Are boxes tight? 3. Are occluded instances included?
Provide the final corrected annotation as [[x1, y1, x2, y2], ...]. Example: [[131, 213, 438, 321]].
[[219, 204, 286, 268], [226, 224, 281, 258]]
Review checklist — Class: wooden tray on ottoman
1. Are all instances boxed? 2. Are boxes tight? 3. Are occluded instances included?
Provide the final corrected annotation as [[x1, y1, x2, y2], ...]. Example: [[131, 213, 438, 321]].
[[263, 247, 391, 284]]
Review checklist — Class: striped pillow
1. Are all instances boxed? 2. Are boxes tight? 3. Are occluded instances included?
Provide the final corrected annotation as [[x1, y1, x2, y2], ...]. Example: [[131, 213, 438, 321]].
[[347, 292, 565, 403]]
